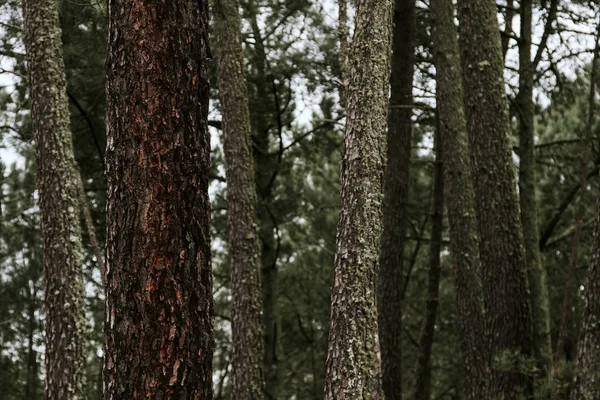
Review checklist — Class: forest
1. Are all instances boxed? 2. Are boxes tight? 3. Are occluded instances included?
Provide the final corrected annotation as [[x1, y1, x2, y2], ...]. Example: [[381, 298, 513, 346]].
[[0, 0, 600, 398]]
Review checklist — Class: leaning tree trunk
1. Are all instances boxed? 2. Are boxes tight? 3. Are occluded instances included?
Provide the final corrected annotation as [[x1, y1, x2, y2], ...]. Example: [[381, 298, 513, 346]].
[[215, 0, 264, 398], [324, 0, 394, 398], [516, 0, 553, 380], [429, 0, 490, 398], [378, 0, 415, 398], [457, 0, 534, 397], [104, 0, 213, 397], [23, 0, 86, 397]]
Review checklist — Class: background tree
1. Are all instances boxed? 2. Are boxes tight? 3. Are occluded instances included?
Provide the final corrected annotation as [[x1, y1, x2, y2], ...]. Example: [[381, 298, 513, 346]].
[[457, 0, 535, 396], [379, 0, 416, 397], [429, 0, 489, 397], [214, 0, 264, 397]]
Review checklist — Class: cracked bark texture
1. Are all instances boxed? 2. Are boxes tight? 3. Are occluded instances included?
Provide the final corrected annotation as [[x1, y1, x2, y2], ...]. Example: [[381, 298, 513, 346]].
[[215, 0, 264, 398], [378, 0, 415, 398], [516, 0, 553, 381], [571, 196, 600, 400], [23, 0, 86, 397], [324, 0, 393, 398], [430, 0, 490, 398], [104, 0, 213, 397], [457, 0, 534, 397]]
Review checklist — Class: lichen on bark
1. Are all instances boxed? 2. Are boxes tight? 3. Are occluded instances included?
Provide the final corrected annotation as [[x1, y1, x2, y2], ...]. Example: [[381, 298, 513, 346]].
[[324, 0, 394, 398], [22, 0, 86, 396]]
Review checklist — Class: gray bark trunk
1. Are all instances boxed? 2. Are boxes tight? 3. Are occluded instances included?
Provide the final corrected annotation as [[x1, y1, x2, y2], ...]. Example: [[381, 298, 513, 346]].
[[22, 0, 86, 396], [215, 0, 265, 398], [325, 1, 394, 398]]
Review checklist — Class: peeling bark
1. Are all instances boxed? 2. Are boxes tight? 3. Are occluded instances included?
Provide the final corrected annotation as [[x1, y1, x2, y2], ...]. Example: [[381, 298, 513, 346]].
[[22, 0, 86, 396], [324, 0, 394, 398], [215, 0, 264, 398], [104, 0, 213, 397]]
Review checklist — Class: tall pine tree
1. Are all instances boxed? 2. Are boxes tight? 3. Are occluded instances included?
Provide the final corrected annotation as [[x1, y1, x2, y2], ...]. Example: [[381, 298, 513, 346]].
[[103, 0, 214, 396]]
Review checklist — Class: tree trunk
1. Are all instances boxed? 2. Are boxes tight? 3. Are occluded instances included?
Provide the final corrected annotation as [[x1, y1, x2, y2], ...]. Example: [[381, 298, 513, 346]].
[[378, 0, 415, 398], [457, 0, 534, 397], [103, 0, 213, 397], [571, 200, 600, 400], [324, 1, 394, 398], [244, 5, 282, 397], [564, 18, 600, 400], [429, 0, 490, 398], [78, 174, 106, 283], [25, 285, 39, 400], [22, 0, 86, 396], [410, 119, 444, 400], [516, 0, 553, 380], [215, 0, 264, 398]]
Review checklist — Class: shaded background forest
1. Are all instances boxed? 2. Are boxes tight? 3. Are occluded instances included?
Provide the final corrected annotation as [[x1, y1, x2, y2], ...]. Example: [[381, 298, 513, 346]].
[[1, 0, 599, 398]]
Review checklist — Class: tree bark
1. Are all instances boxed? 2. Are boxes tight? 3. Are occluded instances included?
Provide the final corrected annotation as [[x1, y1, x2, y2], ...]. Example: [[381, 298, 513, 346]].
[[457, 0, 535, 397], [516, 0, 553, 380], [378, 0, 415, 398], [215, 0, 264, 398], [501, 0, 516, 61], [244, 5, 281, 397], [557, 17, 600, 400], [22, 0, 86, 396], [78, 174, 105, 283], [571, 200, 600, 400], [104, 0, 213, 397], [338, 0, 349, 105], [429, 0, 490, 398], [410, 120, 444, 400], [325, 0, 394, 398]]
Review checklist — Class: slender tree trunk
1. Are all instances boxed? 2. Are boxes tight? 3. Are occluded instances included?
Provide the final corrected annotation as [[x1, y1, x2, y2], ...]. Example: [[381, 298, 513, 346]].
[[429, 0, 490, 398], [25, 285, 39, 400], [22, 0, 86, 396], [103, 0, 213, 397], [244, 6, 281, 397], [339, 0, 349, 104], [569, 22, 600, 400], [571, 206, 600, 400], [457, 0, 535, 397], [215, 0, 264, 398], [517, 0, 553, 381], [410, 120, 444, 400], [556, 17, 600, 400], [378, 0, 415, 398], [78, 174, 105, 283], [324, 0, 394, 398], [501, 0, 516, 60]]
